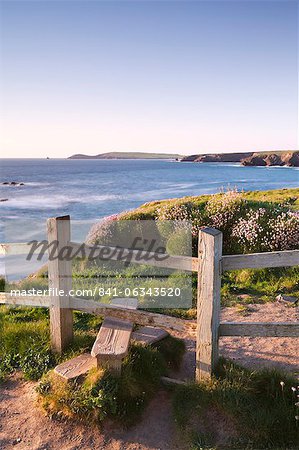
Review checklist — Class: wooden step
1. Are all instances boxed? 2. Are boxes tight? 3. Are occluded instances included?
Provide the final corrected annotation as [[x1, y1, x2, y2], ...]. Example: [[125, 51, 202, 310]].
[[91, 298, 137, 374], [131, 326, 169, 346], [54, 353, 97, 381]]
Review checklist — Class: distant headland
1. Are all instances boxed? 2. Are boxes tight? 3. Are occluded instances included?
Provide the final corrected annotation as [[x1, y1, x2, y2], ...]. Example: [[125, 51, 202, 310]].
[[68, 152, 181, 160], [68, 150, 299, 166], [180, 150, 299, 167]]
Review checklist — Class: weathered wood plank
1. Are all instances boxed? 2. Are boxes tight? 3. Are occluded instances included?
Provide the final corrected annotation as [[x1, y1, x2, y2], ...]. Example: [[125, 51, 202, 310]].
[[54, 353, 97, 381], [0, 293, 196, 335], [131, 326, 169, 345], [196, 228, 222, 381], [219, 322, 299, 337], [0, 292, 50, 307], [69, 241, 195, 272], [222, 250, 299, 271], [70, 297, 196, 335], [91, 317, 134, 374], [47, 215, 73, 353], [111, 297, 138, 309], [91, 296, 137, 372], [91, 317, 133, 359]]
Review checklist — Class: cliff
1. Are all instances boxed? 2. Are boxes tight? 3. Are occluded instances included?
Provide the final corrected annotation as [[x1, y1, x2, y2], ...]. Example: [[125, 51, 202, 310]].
[[180, 152, 253, 162], [180, 151, 299, 166], [241, 151, 299, 167]]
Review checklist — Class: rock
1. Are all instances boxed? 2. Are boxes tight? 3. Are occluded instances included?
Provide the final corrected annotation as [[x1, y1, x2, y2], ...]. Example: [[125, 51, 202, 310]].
[[180, 154, 199, 162], [264, 154, 283, 166], [242, 155, 267, 166], [0, 198, 8, 202], [180, 152, 253, 163], [281, 152, 299, 167], [1, 181, 25, 186], [241, 151, 299, 167], [276, 294, 298, 305]]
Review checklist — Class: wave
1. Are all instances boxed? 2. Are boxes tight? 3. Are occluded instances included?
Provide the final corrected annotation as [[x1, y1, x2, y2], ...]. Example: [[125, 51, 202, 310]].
[[0, 193, 119, 210]]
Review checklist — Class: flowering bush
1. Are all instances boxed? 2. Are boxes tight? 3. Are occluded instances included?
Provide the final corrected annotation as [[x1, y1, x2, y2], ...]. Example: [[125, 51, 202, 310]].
[[206, 190, 245, 231], [232, 207, 299, 253], [86, 214, 119, 245], [87, 190, 299, 256]]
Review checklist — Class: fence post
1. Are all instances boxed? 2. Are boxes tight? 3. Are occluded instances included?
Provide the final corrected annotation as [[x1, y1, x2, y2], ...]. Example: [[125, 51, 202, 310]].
[[196, 227, 222, 381], [47, 215, 73, 353]]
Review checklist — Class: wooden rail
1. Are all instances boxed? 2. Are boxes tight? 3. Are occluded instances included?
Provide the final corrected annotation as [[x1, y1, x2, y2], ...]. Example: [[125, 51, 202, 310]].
[[1, 241, 298, 272], [1, 216, 298, 381]]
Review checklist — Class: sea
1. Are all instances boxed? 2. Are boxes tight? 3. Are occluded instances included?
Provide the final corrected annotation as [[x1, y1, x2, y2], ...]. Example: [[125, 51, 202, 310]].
[[1, 158, 298, 279]]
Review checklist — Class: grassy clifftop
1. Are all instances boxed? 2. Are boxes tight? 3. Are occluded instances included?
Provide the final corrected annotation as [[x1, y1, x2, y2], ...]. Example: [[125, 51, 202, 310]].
[[121, 187, 299, 219]]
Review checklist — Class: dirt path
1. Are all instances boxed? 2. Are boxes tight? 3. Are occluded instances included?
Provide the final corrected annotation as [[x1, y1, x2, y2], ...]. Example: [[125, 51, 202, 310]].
[[172, 302, 299, 381], [0, 375, 185, 450], [0, 302, 298, 450]]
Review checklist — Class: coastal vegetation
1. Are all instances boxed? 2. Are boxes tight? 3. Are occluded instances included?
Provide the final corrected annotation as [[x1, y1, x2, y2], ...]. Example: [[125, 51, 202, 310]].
[[1, 187, 298, 448], [87, 188, 299, 309], [173, 359, 299, 449]]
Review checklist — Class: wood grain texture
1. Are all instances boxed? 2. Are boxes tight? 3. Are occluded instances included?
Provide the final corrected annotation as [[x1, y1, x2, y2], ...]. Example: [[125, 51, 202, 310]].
[[0, 293, 196, 335], [69, 241, 195, 272], [222, 250, 299, 271], [219, 322, 299, 337], [91, 318, 133, 358], [0, 292, 50, 307], [131, 326, 169, 345], [54, 353, 97, 381], [47, 215, 73, 353], [111, 297, 138, 309], [70, 297, 196, 335], [196, 228, 222, 381]]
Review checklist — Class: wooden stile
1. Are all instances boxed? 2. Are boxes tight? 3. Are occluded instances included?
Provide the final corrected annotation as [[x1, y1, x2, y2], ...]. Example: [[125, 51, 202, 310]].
[[196, 228, 222, 381], [47, 215, 73, 353]]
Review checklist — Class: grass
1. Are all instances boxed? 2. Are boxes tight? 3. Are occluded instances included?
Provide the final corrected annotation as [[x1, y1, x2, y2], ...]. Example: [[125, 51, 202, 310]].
[[221, 266, 299, 307], [121, 187, 299, 219], [0, 304, 185, 426], [0, 306, 103, 382], [173, 358, 299, 449], [37, 337, 184, 426], [37, 344, 167, 425]]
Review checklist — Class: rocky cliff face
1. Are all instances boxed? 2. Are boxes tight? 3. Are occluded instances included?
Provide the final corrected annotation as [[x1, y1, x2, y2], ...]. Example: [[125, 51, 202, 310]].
[[242, 151, 299, 167], [180, 151, 299, 166], [180, 152, 253, 162]]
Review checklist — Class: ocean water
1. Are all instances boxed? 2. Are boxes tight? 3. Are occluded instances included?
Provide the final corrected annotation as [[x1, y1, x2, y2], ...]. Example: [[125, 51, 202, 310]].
[[1, 158, 298, 225], [0, 158, 298, 278]]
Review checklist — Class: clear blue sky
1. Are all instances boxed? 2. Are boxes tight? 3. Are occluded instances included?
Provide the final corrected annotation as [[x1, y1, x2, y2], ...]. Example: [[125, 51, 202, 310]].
[[0, 0, 298, 157]]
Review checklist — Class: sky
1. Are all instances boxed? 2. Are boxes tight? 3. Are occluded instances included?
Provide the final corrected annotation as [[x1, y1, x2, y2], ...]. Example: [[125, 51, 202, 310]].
[[0, 0, 298, 158]]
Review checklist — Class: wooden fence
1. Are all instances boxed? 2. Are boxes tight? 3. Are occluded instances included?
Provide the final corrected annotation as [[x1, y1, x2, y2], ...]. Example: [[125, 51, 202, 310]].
[[0, 215, 298, 381]]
